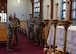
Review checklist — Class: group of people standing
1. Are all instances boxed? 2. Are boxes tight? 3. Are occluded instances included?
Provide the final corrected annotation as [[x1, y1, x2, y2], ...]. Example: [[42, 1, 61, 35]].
[[7, 13, 20, 51], [27, 14, 45, 46], [7, 13, 44, 51]]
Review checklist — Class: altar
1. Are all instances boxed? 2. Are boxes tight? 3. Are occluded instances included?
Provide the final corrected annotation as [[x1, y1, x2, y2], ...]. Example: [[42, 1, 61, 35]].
[[47, 25, 76, 54]]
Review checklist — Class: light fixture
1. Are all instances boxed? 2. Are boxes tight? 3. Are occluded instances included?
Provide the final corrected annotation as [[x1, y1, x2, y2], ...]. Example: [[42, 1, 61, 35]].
[[18, 0, 20, 3]]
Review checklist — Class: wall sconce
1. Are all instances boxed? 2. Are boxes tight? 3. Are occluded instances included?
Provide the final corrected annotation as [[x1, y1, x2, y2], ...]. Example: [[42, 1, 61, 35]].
[[18, 0, 20, 3]]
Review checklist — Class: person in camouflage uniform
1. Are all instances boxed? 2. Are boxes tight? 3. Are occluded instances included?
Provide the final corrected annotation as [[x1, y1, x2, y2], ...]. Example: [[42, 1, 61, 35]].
[[12, 13, 20, 45], [27, 14, 35, 40], [7, 15, 14, 51], [35, 14, 44, 46]]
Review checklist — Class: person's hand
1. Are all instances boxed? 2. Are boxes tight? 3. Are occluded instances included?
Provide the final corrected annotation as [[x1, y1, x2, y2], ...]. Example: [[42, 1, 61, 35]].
[[14, 25, 20, 28], [17, 25, 21, 27], [30, 23, 34, 25]]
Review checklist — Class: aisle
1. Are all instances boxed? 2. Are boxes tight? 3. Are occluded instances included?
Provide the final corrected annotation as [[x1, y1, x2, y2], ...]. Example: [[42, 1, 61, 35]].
[[0, 33, 43, 54]]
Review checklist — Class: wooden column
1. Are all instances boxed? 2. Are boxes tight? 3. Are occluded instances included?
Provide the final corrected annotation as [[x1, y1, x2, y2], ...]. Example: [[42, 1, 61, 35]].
[[59, 20, 72, 54], [64, 27, 68, 54], [50, 0, 54, 19], [32, 0, 34, 17], [53, 25, 56, 52], [69, 0, 72, 20], [40, 0, 43, 18]]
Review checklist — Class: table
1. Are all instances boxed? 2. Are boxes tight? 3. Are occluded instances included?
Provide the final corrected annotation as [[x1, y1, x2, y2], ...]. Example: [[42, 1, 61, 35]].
[[47, 25, 76, 54]]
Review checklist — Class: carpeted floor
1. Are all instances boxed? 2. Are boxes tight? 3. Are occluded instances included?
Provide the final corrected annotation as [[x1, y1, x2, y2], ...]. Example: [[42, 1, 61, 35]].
[[0, 33, 43, 54]]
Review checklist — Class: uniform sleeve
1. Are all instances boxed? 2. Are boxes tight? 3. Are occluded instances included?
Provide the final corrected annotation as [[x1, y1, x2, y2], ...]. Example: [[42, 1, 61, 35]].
[[18, 19, 20, 25], [9, 21, 14, 29], [6, 21, 13, 29], [16, 18, 20, 25], [6, 22, 10, 28], [34, 18, 36, 24]]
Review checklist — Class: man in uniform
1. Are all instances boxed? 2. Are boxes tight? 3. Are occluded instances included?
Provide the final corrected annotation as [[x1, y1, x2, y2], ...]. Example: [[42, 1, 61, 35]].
[[7, 14, 14, 51], [27, 14, 35, 40], [12, 13, 20, 45], [35, 14, 44, 46]]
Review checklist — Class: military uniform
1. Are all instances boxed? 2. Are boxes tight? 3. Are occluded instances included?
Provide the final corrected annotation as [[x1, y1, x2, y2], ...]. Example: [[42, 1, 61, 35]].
[[27, 18, 35, 39], [12, 17, 20, 44], [35, 18, 44, 45], [7, 19, 14, 51]]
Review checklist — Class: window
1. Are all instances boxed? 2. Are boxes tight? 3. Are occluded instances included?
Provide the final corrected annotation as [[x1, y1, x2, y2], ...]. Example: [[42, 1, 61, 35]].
[[0, 13, 7, 22], [62, 0, 66, 19], [0, 11, 7, 23], [0, 0, 7, 22], [62, 0, 76, 19], [34, 0, 40, 17], [33, 0, 42, 18], [72, 0, 76, 19]]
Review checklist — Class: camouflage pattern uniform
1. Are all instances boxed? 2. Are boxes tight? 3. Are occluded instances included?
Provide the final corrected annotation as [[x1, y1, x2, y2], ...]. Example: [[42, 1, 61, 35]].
[[35, 18, 44, 45], [7, 18, 14, 50], [12, 17, 20, 44], [27, 18, 35, 39]]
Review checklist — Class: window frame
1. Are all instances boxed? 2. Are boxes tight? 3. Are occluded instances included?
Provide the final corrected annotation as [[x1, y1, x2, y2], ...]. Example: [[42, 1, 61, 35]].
[[71, 0, 76, 20], [32, 0, 43, 18], [61, 0, 76, 20], [61, 0, 66, 19]]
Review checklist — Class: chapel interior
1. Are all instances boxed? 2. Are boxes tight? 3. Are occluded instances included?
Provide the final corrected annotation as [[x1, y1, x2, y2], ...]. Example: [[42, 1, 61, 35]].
[[0, 0, 76, 54]]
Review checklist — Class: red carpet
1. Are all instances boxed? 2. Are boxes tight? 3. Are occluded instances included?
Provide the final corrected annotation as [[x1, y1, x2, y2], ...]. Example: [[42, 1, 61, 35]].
[[0, 33, 43, 54]]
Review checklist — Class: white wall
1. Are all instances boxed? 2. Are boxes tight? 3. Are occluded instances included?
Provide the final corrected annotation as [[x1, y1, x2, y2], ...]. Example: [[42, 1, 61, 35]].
[[43, 0, 76, 25], [7, 0, 62, 20], [7, 0, 32, 20], [53, 0, 62, 20], [43, 0, 62, 20], [43, 0, 50, 20]]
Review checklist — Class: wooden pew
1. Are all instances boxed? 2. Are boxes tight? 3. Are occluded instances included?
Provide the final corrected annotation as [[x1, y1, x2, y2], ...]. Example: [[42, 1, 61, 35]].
[[0, 23, 7, 42]]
